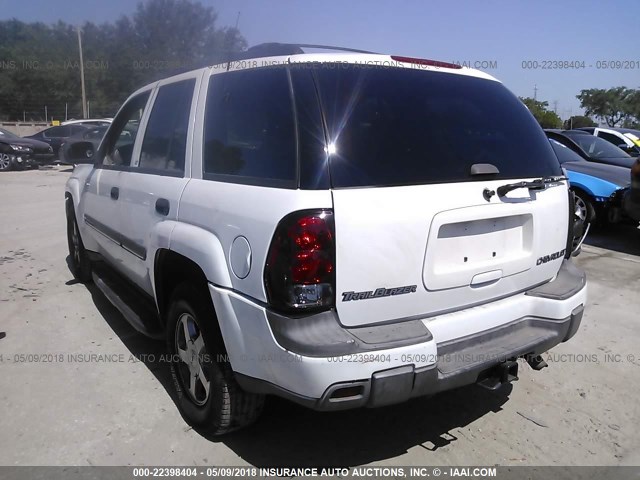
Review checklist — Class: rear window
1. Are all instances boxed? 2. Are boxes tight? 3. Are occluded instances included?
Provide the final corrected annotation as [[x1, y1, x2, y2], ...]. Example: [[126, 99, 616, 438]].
[[549, 138, 583, 164], [312, 65, 562, 188]]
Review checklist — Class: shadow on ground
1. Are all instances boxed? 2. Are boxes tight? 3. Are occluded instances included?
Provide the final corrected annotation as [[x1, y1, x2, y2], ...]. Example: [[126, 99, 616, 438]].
[[584, 222, 640, 257], [221, 385, 511, 466]]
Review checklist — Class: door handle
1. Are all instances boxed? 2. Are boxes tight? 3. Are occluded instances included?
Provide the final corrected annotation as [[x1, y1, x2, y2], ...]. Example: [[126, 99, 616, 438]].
[[110, 187, 119, 200], [155, 198, 170, 216]]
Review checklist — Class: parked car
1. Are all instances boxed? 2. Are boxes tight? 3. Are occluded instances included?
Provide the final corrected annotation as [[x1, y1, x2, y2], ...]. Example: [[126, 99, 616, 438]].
[[23, 124, 90, 159], [623, 158, 640, 222], [0, 127, 54, 171], [546, 129, 636, 168], [548, 136, 630, 227], [61, 118, 113, 127], [576, 127, 640, 157], [65, 43, 587, 434]]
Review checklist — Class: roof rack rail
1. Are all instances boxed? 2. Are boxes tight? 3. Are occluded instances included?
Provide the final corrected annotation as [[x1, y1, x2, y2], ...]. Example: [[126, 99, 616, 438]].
[[226, 42, 378, 63]]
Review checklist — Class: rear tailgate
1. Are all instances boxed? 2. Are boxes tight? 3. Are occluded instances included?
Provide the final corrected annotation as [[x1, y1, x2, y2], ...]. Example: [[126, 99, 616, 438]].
[[333, 180, 568, 327], [305, 59, 568, 327]]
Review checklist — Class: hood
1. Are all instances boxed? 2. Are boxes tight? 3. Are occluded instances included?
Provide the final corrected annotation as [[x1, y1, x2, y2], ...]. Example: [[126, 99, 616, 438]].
[[11, 137, 53, 152], [564, 161, 631, 187], [592, 156, 636, 169]]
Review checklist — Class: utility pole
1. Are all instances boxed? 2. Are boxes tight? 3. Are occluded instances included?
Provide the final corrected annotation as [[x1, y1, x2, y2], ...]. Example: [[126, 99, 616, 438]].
[[533, 84, 538, 100], [553, 100, 558, 114], [77, 26, 87, 119]]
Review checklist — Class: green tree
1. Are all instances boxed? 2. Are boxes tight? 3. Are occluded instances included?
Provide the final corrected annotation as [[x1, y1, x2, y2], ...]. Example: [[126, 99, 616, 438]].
[[0, 0, 247, 121], [563, 115, 596, 129], [520, 97, 563, 128], [576, 87, 636, 127]]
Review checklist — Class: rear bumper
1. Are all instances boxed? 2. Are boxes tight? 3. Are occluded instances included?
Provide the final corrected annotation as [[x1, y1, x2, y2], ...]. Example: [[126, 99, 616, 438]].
[[212, 260, 586, 411]]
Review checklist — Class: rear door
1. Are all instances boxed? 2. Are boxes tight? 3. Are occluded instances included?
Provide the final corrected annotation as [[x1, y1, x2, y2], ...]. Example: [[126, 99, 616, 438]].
[[117, 74, 199, 294], [310, 64, 569, 327]]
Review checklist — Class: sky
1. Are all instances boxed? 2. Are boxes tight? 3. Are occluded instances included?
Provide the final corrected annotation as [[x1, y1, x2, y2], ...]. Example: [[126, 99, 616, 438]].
[[1, 0, 638, 117]]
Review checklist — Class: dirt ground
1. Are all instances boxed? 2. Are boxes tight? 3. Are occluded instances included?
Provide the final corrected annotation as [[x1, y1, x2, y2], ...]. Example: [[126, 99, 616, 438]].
[[1, 166, 639, 467]]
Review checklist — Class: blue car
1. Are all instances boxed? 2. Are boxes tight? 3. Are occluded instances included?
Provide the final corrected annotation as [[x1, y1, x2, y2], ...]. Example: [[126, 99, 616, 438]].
[[548, 137, 631, 227]]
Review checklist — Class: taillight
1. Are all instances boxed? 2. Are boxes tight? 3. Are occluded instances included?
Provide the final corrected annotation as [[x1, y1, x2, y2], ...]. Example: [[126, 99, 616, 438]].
[[265, 210, 335, 312], [390, 55, 463, 69]]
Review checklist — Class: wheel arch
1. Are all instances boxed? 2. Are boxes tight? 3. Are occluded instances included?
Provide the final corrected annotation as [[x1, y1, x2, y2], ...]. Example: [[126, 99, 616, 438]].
[[152, 227, 233, 328], [570, 185, 599, 223], [154, 249, 210, 327]]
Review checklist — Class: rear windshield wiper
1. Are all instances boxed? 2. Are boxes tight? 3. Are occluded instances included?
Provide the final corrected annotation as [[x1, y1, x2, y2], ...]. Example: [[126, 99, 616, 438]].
[[496, 176, 567, 197]]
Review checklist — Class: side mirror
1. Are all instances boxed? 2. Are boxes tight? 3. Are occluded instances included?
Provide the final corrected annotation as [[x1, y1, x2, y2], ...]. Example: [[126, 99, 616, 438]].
[[65, 141, 95, 164]]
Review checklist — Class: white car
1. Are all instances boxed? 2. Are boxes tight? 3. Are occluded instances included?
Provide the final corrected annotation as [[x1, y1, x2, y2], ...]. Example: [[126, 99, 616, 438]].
[[61, 118, 113, 127], [577, 127, 640, 156], [65, 43, 587, 434]]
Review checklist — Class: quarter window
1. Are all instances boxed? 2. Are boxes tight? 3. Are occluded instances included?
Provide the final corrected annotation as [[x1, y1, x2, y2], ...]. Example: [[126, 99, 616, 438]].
[[203, 67, 296, 186]]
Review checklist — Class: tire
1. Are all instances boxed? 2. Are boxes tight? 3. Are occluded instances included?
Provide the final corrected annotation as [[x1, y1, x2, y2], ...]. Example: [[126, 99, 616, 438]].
[[0, 153, 13, 171], [65, 197, 92, 282], [572, 189, 596, 233], [166, 283, 264, 435]]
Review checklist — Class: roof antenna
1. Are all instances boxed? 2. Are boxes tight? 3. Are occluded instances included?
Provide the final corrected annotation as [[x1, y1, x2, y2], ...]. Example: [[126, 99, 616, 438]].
[[225, 11, 242, 71]]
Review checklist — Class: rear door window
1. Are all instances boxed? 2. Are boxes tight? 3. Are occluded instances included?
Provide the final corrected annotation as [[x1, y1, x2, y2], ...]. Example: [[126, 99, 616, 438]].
[[312, 65, 562, 188], [138, 79, 195, 174], [44, 126, 70, 138]]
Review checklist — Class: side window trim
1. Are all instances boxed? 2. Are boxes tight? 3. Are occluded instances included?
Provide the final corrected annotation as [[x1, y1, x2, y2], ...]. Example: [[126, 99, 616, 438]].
[[129, 86, 156, 169]]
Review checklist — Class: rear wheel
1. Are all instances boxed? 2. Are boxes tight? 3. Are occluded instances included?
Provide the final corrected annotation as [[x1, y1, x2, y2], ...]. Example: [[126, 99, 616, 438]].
[[166, 283, 264, 435], [572, 190, 595, 234], [65, 198, 92, 282]]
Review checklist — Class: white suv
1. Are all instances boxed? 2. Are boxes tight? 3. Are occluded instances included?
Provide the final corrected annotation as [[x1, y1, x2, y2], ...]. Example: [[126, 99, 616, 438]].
[[65, 43, 587, 434]]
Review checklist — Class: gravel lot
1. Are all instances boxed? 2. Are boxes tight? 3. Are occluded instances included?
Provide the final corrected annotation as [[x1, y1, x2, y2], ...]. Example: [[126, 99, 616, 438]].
[[1, 167, 639, 467]]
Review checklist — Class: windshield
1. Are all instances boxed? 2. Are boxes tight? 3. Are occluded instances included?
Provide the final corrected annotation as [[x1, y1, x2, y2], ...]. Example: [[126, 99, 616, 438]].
[[565, 132, 631, 159], [0, 128, 19, 139], [313, 65, 562, 188]]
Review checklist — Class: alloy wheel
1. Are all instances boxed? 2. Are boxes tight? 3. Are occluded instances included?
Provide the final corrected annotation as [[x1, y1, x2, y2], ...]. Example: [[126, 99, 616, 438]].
[[0, 153, 11, 170], [174, 313, 211, 406], [574, 195, 588, 223]]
